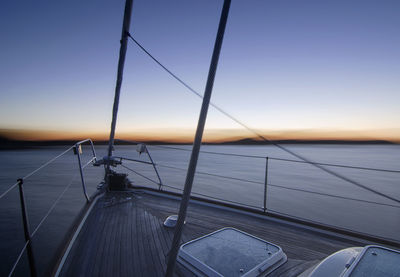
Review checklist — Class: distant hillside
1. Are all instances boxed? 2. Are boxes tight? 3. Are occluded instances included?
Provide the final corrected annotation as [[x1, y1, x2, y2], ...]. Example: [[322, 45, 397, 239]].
[[218, 138, 396, 145], [0, 135, 396, 150]]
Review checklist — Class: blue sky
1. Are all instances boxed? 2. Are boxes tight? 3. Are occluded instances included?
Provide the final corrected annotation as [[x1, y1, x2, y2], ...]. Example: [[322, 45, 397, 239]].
[[0, 0, 399, 141]]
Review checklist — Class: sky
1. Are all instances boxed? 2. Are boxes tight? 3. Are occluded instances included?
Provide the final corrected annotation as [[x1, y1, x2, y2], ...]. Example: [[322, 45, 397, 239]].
[[0, 0, 399, 142]]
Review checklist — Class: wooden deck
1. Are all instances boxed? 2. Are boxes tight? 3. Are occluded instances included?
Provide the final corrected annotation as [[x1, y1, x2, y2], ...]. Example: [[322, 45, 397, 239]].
[[58, 190, 369, 277]]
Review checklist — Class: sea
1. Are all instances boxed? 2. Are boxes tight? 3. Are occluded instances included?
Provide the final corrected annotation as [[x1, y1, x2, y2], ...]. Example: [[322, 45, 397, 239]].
[[1, 144, 399, 276]]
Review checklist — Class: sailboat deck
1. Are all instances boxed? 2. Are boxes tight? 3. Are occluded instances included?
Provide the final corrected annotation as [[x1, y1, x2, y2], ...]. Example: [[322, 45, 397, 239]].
[[58, 190, 367, 277]]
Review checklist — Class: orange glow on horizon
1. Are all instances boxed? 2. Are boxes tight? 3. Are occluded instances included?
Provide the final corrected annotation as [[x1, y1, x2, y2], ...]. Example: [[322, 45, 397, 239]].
[[1, 128, 400, 143]]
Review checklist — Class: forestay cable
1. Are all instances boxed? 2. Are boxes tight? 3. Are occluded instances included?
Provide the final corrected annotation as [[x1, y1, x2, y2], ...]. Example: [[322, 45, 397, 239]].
[[126, 34, 400, 205]]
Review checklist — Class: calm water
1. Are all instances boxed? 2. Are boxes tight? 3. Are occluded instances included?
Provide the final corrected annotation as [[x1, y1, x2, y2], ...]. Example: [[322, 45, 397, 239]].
[[1, 144, 399, 275]]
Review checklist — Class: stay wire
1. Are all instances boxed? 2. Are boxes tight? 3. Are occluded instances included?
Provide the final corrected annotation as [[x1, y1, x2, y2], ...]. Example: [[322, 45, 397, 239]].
[[7, 241, 29, 277], [31, 172, 79, 238], [0, 146, 74, 200], [149, 144, 400, 173], [153, 162, 400, 209], [126, 34, 400, 205], [120, 164, 160, 185]]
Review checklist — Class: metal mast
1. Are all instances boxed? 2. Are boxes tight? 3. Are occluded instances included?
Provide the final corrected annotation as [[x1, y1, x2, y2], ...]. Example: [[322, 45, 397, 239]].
[[165, 0, 232, 276], [106, 0, 134, 170]]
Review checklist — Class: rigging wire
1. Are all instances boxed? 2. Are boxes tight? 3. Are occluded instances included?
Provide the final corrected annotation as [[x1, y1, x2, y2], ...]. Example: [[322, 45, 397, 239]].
[[120, 164, 160, 185], [118, 156, 400, 209], [149, 144, 400, 173], [0, 182, 19, 200], [153, 162, 400, 209], [115, 138, 400, 173], [0, 146, 75, 200], [7, 241, 29, 277], [23, 146, 74, 180], [31, 172, 79, 238], [127, 34, 400, 205]]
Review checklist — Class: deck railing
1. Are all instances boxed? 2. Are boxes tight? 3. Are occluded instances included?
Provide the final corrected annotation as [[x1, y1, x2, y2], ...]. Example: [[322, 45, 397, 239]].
[[114, 140, 400, 245], [115, 140, 400, 210], [0, 139, 97, 277]]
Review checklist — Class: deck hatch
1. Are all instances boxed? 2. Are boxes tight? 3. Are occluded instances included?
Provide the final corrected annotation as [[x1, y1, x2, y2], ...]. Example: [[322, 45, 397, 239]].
[[177, 227, 286, 276], [345, 246, 400, 277]]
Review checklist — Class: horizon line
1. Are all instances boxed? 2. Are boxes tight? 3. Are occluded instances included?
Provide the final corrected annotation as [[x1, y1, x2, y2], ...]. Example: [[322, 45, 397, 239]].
[[1, 128, 400, 144], [1, 137, 398, 145]]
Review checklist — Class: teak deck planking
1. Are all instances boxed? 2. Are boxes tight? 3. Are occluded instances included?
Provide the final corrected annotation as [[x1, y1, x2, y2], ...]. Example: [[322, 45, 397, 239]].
[[58, 190, 373, 277]]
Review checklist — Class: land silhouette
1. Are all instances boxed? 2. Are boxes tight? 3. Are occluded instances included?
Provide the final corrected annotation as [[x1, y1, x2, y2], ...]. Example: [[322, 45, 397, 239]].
[[0, 135, 396, 150]]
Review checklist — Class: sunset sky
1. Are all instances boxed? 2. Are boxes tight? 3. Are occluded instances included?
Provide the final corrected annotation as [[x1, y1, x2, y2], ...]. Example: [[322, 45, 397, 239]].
[[0, 0, 399, 142]]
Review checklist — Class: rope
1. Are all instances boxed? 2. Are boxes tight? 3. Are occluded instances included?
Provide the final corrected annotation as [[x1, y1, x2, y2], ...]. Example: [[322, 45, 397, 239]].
[[0, 146, 75, 201], [5, 142, 96, 275], [127, 35, 400, 204], [82, 157, 97, 169], [150, 144, 265, 158], [120, 164, 160, 185], [31, 172, 79, 237], [23, 146, 74, 180], [127, 34, 204, 100], [268, 157, 400, 173], [0, 182, 19, 200], [152, 162, 400, 208], [148, 144, 400, 173], [269, 184, 400, 208], [7, 241, 29, 277], [1, 147, 98, 202], [156, 163, 262, 185], [161, 183, 261, 209]]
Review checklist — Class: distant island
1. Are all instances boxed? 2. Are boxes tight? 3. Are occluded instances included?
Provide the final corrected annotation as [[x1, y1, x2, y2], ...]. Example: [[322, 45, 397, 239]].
[[217, 138, 397, 145], [0, 136, 397, 150]]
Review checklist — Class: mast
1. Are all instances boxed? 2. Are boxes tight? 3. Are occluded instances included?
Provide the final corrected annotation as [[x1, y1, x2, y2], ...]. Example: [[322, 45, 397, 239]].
[[106, 0, 134, 170], [165, 0, 232, 276]]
